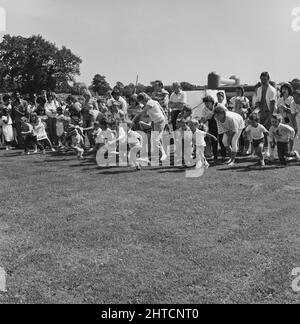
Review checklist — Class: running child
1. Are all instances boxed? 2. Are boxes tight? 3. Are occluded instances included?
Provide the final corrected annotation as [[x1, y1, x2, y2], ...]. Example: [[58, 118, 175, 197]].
[[245, 114, 269, 167], [20, 117, 42, 155], [93, 120, 115, 151], [56, 107, 65, 148], [188, 119, 217, 169], [269, 114, 298, 166], [31, 113, 55, 154], [64, 119, 85, 159]]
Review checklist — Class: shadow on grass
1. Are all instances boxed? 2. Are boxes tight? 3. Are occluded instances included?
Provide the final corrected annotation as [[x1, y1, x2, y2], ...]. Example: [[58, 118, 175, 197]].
[[158, 168, 187, 174], [218, 161, 300, 172], [98, 168, 139, 175], [0, 152, 24, 158]]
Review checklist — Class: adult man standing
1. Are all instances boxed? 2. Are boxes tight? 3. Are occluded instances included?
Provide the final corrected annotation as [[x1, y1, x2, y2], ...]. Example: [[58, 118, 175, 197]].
[[107, 88, 128, 117], [169, 82, 188, 131], [135, 93, 168, 162], [254, 72, 277, 130], [201, 96, 227, 162], [45, 93, 60, 145], [11, 92, 29, 149], [151, 80, 169, 116]]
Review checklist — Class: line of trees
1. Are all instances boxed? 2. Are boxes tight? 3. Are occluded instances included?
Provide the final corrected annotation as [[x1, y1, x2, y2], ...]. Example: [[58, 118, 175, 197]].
[[1, 33, 300, 98], [0, 34, 82, 94]]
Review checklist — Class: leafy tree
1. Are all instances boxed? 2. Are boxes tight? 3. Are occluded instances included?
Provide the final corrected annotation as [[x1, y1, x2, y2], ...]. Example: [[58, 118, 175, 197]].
[[115, 81, 125, 89], [291, 79, 300, 91], [71, 82, 88, 95], [136, 83, 147, 94], [0, 34, 82, 94], [123, 83, 136, 99], [91, 74, 111, 96], [180, 82, 199, 91]]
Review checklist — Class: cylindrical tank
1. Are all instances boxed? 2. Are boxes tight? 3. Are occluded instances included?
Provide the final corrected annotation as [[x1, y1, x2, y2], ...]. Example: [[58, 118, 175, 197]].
[[208, 72, 221, 89], [230, 75, 241, 86]]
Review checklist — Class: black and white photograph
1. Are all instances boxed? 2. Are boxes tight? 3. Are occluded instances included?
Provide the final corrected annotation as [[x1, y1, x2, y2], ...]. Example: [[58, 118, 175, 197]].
[[0, 0, 299, 308]]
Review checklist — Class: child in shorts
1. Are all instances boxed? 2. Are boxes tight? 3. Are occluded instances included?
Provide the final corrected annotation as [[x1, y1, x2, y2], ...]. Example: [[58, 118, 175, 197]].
[[245, 114, 269, 167], [188, 119, 217, 169], [269, 114, 297, 166]]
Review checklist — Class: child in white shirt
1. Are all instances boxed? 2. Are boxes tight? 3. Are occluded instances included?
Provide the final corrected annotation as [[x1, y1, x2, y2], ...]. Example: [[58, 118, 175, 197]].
[[126, 121, 143, 170], [56, 107, 65, 148], [94, 120, 115, 151], [269, 114, 299, 165], [1, 108, 14, 150], [188, 119, 217, 169], [245, 114, 269, 167]]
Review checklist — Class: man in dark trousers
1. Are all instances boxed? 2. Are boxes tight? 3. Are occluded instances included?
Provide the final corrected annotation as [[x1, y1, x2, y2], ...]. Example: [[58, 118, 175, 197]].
[[11, 92, 29, 149]]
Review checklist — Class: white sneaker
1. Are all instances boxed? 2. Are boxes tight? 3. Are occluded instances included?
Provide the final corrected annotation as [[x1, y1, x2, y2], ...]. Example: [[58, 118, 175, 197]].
[[51, 148, 56, 152], [294, 150, 300, 161], [228, 161, 235, 167], [204, 161, 210, 169], [136, 157, 150, 166], [160, 153, 168, 162], [226, 159, 232, 165], [196, 161, 203, 169]]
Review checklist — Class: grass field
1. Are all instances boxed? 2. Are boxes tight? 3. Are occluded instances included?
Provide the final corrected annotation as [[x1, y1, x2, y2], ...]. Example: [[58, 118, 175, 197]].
[[0, 145, 299, 304]]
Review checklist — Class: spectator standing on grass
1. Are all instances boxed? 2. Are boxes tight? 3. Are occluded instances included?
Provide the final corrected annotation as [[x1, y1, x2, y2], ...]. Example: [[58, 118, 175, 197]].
[[107, 89, 128, 117], [291, 89, 300, 132], [217, 91, 228, 107], [34, 96, 47, 117], [169, 82, 188, 131], [229, 87, 250, 118], [151, 80, 170, 116], [45, 93, 60, 145], [81, 90, 98, 149], [229, 87, 250, 155], [0, 95, 13, 147], [214, 106, 245, 167], [254, 72, 277, 158], [252, 83, 261, 110], [201, 96, 227, 162], [66, 95, 82, 120], [1, 108, 14, 150], [277, 83, 294, 126], [11, 92, 29, 149], [254, 72, 277, 130]]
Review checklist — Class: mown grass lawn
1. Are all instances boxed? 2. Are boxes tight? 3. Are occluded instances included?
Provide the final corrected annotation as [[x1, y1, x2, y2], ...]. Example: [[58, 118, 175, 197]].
[[0, 144, 299, 304]]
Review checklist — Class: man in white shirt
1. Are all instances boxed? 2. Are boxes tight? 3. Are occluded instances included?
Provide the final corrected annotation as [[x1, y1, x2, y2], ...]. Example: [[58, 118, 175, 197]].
[[135, 93, 168, 162], [45, 93, 60, 145], [214, 106, 245, 167], [107, 89, 128, 116], [151, 80, 169, 115], [254, 72, 277, 130], [169, 82, 187, 131]]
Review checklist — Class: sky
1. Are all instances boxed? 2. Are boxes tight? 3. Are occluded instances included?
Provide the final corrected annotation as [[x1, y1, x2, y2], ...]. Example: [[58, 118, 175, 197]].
[[0, 0, 300, 87]]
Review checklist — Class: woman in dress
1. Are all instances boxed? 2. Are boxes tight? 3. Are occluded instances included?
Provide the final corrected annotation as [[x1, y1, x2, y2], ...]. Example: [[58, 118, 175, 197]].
[[1, 108, 14, 150]]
